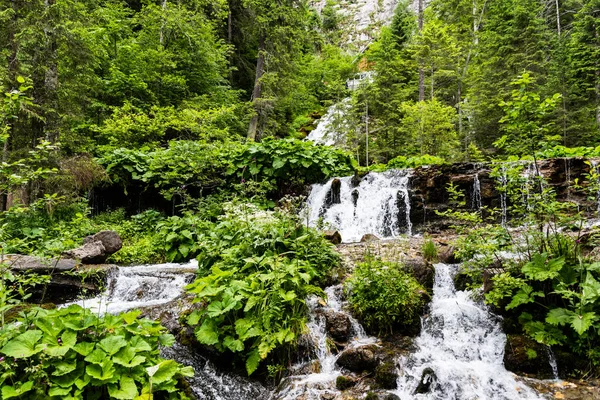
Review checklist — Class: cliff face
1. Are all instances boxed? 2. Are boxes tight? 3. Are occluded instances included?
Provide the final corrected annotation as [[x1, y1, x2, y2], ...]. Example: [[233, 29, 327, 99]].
[[408, 158, 597, 232]]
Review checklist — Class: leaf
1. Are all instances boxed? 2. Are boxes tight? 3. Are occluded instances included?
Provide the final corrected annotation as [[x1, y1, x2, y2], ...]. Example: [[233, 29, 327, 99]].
[[113, 346, 146, 368], [223, 336, 244, 352], [86, 359, 115, 381], [49, 386, 72, 397], [546, 308, 575, 326], [42, 329, 77, 357], [1, 330, 43, 358], [53, 359, 78, 376], [506, 285, 543, 310], [149, 360, 179, 385], [108, 376, 138, 399], [245, 349, 261, 375], [272, 157, 285, 169], [570, 312, 596, 335], [85, 349, 108, 365], [98, 335, 128, 356], [73, 342, 95, 356], [122, 310, 142, 325], [195, 320, 219, 345], [522, 254, 564, 281], [158, 333, 175, 347], [2, 381, 34, 399]]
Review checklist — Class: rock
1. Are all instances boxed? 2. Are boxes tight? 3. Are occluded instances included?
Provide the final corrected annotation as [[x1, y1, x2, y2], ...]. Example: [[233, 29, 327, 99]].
[[63, 240, 107, 264], [335, 375, 357, 390], [4, 254, 78, 272], [324, 310, 351, 342], [320, 393, 335, 400], [360, 234, 379, 243], [326, 178, 342, 205], [438, 245, 457, 264], [84, 230, 123, 254], [404, 257, 435, 291], [503, 335, 554, 379], [375, 362, 398, 389], [336, 344, 380, 372], [415, 367, 436, 394], [382, 395, 401, 400], [365, 393, 378, 400], [324, 230, 342, 245]]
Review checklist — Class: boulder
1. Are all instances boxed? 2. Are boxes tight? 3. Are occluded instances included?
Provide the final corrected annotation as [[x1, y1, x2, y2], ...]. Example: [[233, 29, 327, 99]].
[[360, 234, 380, 243], [375, 362, 398, 389], [438, 245, 457, 264], [84, 230, 123, 254], [336, 344, 380, 372], [324, 230, 342, 245], [324, 310, 351, 342], [503, 335, 554, 379], [335, 375, 357, 390], [404, 257, 435, 292], [382, 395, 401, 400], [3, 254, 78, 272], [63, 240, 107, 264], [414, 367, 436, 394]]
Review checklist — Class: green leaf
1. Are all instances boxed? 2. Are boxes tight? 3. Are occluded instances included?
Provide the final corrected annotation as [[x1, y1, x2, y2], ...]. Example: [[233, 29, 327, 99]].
[[1, 330, 43, 358], [73, 342, 95, 356], [113, 346, 146, 368], [84, 349, 108, 365], [86, 359, 115, 381], [522, 254, 564, 281], [272, 158, 285, 169], [158, 333, 175, 347], [149, 360, 179, 384], [2, 381, 34, 399], [570, 312, 596, 335], [49, 386, 72, 397], [122, 310, 142, 325], [546, 308, 574, 326], [223, 336, 244, 352], [53, 359, 78, 376], [195, 320, 219, 345], [245, 349, 261, 375], [108, 376, 138, 399], [98, 335, 128, 356]]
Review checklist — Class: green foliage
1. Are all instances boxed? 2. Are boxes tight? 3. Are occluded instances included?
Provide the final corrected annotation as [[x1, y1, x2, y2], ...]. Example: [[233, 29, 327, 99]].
[[229, 138, 356, 187], [0, 306, 193, 399], [386, 154, 446, 170], [345, 258, 427, 333], [156, 213, 209, 263], [422, 238, 438, 262], [186, 204, 340, 375]]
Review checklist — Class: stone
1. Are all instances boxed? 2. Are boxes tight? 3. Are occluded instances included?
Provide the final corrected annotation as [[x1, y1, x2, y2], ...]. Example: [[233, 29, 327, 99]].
[[375, 362, 398, 389], [63, 240, 107, 264], [336, 344, 380, 372], [335, 375, 357, 390], [324, 230, 342, 245], [404, 257, 434, 291], [382, 395, 401, 400], [438, 245, 457, 264], [365, 393, 378, 400], [84, 230, 123, 255], [326, 178, 342, 205], [415, 367, 436, 394], [360, 234, 379, 243], [4, 254, 78, 272], [503, 335, 554, 379], [324, 310, 351, 342]]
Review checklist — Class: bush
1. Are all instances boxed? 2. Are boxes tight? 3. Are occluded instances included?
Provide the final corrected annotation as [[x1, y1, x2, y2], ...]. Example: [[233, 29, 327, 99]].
[[186, 203, 340, 375], [0, 305, 193, 399], [346, 258, 427, 334], [422, 238, 438, 262]]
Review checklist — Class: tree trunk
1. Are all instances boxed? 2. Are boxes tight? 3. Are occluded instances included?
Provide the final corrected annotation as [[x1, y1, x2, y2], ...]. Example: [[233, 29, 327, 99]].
[[247, 34, 266, 141], [44, 0, 59, 144], [160, 0, 167, 46], [418, 0, 425, 102]]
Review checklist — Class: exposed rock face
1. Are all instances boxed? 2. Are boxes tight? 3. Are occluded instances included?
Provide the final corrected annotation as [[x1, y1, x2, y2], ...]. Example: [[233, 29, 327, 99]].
[[63, 230, 122, 263], [4, 254, 78, 272], [503, 335, 554, 379], [415, 367, 436, 394], [360, 234, 380, 242], [336, 344, 380, 372], [408, 158, 597, 233], [324, 310, 351, 342], [404, 257, 434, 291], [375, 362, 398, 389], [324, 230, 342, 245]]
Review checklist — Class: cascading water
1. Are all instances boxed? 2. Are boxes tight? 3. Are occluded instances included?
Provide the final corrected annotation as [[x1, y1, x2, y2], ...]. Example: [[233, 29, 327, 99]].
[[67, 261, 198, 314], [273, 285, 376, 400], [471, 172, 482, 211], [306, 98, 352, 146], [306, 170, 412, 242], [591, 160, 600, 215], [498, 166, 508, 226], [394, 263, 543, 400]]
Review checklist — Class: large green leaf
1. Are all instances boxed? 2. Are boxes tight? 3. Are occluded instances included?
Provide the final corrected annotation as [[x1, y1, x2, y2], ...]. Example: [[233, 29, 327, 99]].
[[546, 308, 575, 326], [522, 254, 564, 281], [86, 359, 116, 382], [570, 312, 596, 335], [149, 360, 179, 385], [1, 330, 43, 358], [98, 335, 128, 356], [113, 346, 146, 368], [2, 381, 34, 399], [195, 319, 219, 345], [53, 359, 78, 376], [108, 376, 138, 399], [245, 349, 261, 375]]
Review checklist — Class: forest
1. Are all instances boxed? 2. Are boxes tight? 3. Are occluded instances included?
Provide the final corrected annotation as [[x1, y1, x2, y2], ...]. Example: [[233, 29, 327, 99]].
[[1, 0, 600, 398]]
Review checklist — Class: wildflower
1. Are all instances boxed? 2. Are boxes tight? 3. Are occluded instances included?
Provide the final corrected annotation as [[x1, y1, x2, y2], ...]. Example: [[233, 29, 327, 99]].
[[0, 357, 4, 362]]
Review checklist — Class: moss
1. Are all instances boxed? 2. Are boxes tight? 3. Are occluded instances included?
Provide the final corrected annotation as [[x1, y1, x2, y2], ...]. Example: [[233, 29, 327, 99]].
[[335, 375, 356, 390], [375, 362, 398, 389], [365, 392, 379, 400]]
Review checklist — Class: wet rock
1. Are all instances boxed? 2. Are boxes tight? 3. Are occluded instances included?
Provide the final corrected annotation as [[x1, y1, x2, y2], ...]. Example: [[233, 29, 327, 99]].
[[375, 362, 398, 389], [382, 395, 401, 400], [335, 375, 357, 390], [360, 234, 380, 243], [326, 179, 342, 205], [415, 367, 436, 394], [336, 344, 380, 372], [404, 258, 434, 291], [324, 310, 351, 342], [320, 393, 335, 400], [438, 245, 457, 264], [63, 240, 106, 264], [365, 393, 378, 400], [324, 230, 342, 245], [351, 173, 362, 187], [503, 335, 554, 379], [84, 230, 123, 254], [4, 254, 78, 272]]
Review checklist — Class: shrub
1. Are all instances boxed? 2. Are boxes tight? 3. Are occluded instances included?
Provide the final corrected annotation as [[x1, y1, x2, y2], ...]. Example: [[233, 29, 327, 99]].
[[0, 306, 193, 399], [346, 258, 427, 334], [422, 238, 438, 262], [186, 204, 340, 375]]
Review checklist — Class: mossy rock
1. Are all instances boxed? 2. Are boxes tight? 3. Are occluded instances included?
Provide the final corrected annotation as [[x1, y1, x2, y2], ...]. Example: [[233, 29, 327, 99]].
[[365, 393, 378, 400], [335, 375, 357, 390], [375, 362, 398, 389]]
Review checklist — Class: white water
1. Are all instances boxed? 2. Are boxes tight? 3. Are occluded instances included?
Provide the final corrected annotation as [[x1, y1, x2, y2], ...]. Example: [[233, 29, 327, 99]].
[[273, 285, 376, 400], [306, 98, 353, 146], [591, 160, 600, 215], [306, 170, 412, 242], [498, 166, 508, 226], [472, 172, 482, 211], [67, 261, 198, 314], [394, 263, 544, 400]]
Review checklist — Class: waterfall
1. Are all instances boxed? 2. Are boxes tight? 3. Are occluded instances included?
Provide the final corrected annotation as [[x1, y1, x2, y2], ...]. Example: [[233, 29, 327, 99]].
[[306, 98, 352, 146], [591, 160, 600, 215], [546, 347, 559, 381], [471, 173, 482, 211], [306, 170, 413, 242], [394, 264, 543, 400], [273, 285, 376, 400], [65, 261, 198, 314]]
